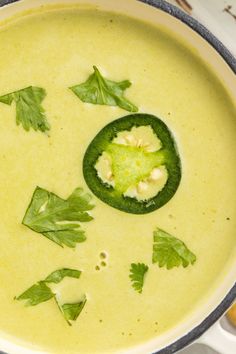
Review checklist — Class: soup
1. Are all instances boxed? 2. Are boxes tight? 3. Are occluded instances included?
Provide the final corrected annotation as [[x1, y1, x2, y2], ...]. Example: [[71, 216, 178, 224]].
[[0, 4, 235, 353]]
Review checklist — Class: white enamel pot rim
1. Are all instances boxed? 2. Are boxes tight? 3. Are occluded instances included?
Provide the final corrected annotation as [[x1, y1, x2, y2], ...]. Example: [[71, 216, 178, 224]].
[[0, 0, 235, 354]]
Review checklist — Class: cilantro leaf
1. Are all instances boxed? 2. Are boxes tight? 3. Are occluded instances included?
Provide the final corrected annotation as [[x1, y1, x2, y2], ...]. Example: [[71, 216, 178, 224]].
[[15, 269, 85, 325], [43, 229, 86, 248], [56, 296, 87, 326], [70, 66, 138, 112], [22, 187, 94, 248], [44, 268, 81, 284], [15, 281, 54, 306], [0, 86, 50, 132], [152, 228, 196, 269], [16, 268, 82, 309], [129, 263, 149, 293]]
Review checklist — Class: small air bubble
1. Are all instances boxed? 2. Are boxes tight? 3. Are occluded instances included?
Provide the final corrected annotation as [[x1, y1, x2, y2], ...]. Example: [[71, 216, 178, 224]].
[[100, 252, 107, 259]]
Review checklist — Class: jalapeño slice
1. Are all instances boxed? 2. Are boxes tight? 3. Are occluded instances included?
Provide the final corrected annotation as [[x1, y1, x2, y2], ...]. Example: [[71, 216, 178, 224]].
[[83, 114, 181, 214]]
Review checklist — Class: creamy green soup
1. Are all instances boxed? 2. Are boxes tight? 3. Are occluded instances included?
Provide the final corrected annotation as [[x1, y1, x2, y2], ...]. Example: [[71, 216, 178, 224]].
[[0, 5, 235, 354]]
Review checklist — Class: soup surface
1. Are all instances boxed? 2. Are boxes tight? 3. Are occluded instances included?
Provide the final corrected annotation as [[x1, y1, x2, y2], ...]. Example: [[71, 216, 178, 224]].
[[0, 4, 235, 354]]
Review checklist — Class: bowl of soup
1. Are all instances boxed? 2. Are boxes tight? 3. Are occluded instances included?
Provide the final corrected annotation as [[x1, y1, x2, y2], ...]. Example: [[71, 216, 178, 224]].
[[0, 0, 235, 353]]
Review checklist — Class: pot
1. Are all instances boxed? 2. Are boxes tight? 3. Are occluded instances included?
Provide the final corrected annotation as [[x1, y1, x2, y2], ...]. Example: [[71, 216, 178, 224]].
[[0, 1, 235, 353]]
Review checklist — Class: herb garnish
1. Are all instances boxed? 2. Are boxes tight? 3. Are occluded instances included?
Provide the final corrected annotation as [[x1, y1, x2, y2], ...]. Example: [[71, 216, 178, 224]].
[[15, 281, 54, 306], [55, 296, 87, 326], [152, 228, 196, 269], [16, 268, 86, 325], [0, 86, 50, 132], [22, 187, 94, 248], [129, 263, 149, 293], [44, 268, 81, 283], [70, 66, 138, 112]]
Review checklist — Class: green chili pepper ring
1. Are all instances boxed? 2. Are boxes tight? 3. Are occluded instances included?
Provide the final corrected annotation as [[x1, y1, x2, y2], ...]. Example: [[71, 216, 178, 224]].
[[83, 114, 181, 214]]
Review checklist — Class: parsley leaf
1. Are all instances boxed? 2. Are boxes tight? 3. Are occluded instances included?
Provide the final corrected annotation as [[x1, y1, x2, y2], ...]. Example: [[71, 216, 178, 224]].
[[16, 268, 83, 315], [152, 228, 196, 269], [129, 263, 149, 293], [15, 281, 54, 306], [56, 296, 87, 326], [70, 66, 138, 112], [22, 187, 94, 248], [44, 269, 81, 284], [0, 86, 50, 132], [16, 269, 85, 325]]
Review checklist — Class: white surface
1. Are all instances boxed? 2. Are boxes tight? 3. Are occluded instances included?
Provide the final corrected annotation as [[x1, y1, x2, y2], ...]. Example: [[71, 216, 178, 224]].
[[198, 322, 236, 354], [179, 343, 219, 354], [178, 316, 236, 354], [168, 0, 236, 56]]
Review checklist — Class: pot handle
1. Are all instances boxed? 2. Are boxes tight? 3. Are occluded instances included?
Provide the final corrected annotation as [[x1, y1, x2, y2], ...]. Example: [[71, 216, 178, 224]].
[[197, 321, 236, 354]]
